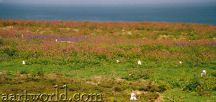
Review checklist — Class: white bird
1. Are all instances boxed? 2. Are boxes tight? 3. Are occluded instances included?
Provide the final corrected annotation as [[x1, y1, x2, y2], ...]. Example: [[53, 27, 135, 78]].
[[201, 70, 206, 77], [130, 93, 137, 100], [116, 60, 120, 63], [138, 60, 142, 65], [179, 61, 183, 64], [22, 60, 26, 65], [55, 39, 58, 42]]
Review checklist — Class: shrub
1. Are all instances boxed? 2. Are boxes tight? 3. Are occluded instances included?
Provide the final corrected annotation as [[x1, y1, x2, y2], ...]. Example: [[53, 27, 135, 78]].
[[3, 47, 17, 56], [32, 68, 44, 77], [140, 85, 166, 92], [156, 85, 167, 92], [0, 39, 3, 45], [6, 71, 14, 76], [143, 92, 160, 101], [183, 78, 200, 92], [20, 70, 29, 74], [3, 22, 17, 26], [182, 77, 215, 96], [211, 71, 216, 77], [123, 70, 151, 81], [140, 73, 150, 80], [169, 81, 181, 88], [114, 87, 122, 92]]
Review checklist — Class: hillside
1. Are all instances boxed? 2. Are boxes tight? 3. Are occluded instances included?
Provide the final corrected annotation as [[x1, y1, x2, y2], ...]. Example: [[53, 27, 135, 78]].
[[0, 20, 216, 102]]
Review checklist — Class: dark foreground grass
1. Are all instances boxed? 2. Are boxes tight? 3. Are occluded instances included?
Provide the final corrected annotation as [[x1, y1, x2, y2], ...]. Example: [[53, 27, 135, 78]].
[[0, 59, 215, 101]]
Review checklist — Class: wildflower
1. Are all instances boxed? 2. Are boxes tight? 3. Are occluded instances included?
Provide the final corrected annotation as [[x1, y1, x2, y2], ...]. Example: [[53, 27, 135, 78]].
[[138, 60, 141, 65], [179, 61, 183, 64], [116, 60, 120, 63], [22, 34, 24, 38], [130, 93, 137, 100], [22, 60, 25, 65], [201, 70, 206, 77], [55, 39, 58, 42]]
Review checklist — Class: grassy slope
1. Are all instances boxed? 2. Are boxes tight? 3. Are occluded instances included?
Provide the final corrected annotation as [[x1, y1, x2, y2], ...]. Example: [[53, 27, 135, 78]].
[[0, 20, 216, 101]]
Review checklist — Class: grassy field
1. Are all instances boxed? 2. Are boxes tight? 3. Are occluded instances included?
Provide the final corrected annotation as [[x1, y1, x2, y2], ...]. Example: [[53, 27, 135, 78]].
[[0, 20, 216, 102]]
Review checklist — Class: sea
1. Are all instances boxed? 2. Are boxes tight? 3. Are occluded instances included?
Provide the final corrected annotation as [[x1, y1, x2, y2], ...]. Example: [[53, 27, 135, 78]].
[[0, 3, 216, 25]]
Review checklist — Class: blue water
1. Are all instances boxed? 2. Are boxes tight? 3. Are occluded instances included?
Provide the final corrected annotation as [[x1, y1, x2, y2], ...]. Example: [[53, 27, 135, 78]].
[[0, 4, 216, 25]]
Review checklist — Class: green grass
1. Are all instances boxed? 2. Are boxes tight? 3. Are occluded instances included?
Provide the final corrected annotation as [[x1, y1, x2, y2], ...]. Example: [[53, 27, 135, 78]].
[[163, 88, 215, 102], [1, 60, 216, 101]]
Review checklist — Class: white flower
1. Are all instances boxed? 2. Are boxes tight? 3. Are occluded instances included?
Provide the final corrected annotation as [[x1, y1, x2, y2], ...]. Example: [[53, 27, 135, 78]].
[[55, 39, 58, 42], [130, 93, 137, 100], [179, 61, 183, 64], [22, 60, 26, 65], [138, 60, 142, 65], [201, 70, 206, 77], [116, 60, 120, 63]]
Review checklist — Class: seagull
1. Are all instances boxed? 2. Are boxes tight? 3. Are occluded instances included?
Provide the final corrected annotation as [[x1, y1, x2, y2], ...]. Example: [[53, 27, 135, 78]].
[[201, 70, 206, 77], [138, 60, 142, 65], [116, 60, 120, 63], [22, 60, 26, 65], [130, 93, 137, 100]]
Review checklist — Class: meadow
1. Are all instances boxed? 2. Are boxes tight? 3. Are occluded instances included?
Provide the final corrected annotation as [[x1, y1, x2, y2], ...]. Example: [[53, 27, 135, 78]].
[[0, 20, 216, 102]]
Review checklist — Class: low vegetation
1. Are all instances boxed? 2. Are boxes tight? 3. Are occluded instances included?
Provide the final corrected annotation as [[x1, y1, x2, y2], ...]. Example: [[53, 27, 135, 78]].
[[0, 20, 216, 101]]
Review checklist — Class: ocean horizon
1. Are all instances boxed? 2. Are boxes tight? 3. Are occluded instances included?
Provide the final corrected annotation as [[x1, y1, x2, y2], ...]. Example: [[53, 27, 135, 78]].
[[0, 3, 216, 25]]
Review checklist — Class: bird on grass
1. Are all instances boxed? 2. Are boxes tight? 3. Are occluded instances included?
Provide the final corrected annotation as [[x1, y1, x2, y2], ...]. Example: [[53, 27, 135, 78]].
[[201, 70, 206, 77], [116, 60, 120, 63], [138, 60, 142, 65], [130, 92, 137, 100], [22, 60, 26, 65]]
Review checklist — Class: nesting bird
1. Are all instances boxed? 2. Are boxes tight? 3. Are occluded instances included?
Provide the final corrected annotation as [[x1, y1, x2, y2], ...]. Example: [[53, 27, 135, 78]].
[[138, 60, 142, 65], [130, 93, 137, 100], [97, 81, 100, 85], [22, 60, 26, 65], [116, 60, 120, 63], [201, 70, 206, 77]]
